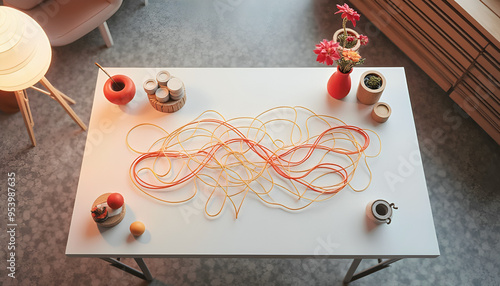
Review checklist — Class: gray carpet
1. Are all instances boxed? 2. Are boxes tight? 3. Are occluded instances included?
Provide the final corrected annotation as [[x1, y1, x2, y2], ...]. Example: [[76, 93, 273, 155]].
[[1, 0, 499, 285]]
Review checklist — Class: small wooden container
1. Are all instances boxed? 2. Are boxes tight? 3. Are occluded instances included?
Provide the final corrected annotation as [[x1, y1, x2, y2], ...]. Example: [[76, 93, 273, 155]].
[[143, 79, 158, 95], [155, 87, 170, 103], [357, 70, 386, 105], [156, 70, 171, 87], [91, 193, 126, 228], [371, 102, 391, 123]]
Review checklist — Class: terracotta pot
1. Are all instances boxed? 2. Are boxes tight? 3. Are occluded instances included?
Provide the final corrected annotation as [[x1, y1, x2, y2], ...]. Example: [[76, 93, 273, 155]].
[[0, 90, 20, 114], [333, 28, 361, 52], [356, 70, 386, 105], [103, 74, 136, 105], [327, 66, 353, 100]]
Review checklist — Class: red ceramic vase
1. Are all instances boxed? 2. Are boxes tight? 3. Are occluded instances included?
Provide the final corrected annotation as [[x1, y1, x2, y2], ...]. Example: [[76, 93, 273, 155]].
[[103, 74, 136, 105], [327, 66, 353, 100]]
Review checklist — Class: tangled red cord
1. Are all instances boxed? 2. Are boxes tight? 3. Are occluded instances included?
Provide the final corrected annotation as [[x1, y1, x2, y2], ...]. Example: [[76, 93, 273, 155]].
[[127, 106, 379, 218]]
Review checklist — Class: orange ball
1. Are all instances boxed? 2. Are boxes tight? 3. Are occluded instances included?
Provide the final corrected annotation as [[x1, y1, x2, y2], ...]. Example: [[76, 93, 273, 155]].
[[130, 221, 145, 236], [107, 193, 124, 209]]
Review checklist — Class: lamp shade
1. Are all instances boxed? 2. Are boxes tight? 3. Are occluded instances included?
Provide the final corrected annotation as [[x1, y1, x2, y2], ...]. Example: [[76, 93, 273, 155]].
[[0, 6, 51, 92]]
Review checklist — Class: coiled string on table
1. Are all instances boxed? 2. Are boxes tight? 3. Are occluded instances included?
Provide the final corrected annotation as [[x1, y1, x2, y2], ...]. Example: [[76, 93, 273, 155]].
[[127, 106, 381, 218]]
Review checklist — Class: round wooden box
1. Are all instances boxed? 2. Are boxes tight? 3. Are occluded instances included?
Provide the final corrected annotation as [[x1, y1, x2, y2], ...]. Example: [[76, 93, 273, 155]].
[[91, 193, 126, 227], [371, 102, 392, 123]]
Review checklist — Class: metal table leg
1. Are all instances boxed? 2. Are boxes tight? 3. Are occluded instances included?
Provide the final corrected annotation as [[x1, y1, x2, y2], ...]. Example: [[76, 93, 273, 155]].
[[343, 258, 402, 284], [134, 258, 153, 281], [343, 259, 362, 284], [101, 257, 153, 281]]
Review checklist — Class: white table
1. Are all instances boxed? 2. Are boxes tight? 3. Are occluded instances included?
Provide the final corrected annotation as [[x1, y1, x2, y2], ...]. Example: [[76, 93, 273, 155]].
[[66, 67, 439, 283]]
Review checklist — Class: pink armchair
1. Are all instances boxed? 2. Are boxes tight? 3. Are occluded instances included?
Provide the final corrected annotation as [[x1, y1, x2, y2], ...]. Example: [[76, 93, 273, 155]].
[[4, 0, 123, 47]]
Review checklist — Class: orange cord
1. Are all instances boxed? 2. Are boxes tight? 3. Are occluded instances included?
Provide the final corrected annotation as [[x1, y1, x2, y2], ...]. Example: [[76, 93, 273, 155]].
[[127, 106, 381, 218]]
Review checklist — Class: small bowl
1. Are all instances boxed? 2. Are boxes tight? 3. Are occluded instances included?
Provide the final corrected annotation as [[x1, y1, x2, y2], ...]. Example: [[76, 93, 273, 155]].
[[103, 74, 136, 105]]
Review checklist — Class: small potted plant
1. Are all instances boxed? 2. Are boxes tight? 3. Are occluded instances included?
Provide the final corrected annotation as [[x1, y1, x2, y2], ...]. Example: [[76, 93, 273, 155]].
[[333, 28, 360, 51], [356, 70, 386, 105], [313, 3, 369, 99], [332, 4, 369, 52]]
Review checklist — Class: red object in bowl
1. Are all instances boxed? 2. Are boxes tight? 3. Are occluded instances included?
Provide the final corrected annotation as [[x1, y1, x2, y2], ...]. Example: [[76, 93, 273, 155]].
[[103, 74, 136, 105], [107, 193, 124, 209]]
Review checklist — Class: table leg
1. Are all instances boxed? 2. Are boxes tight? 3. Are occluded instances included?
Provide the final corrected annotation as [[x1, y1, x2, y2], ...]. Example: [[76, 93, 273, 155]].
[[101, 257, 153, 281], [134, 258, 153, 281], [343, 259, 362, 284], [343, 258, 402, 284]]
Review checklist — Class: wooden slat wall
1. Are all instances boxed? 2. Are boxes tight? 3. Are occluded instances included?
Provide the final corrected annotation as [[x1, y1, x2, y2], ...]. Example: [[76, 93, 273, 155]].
[[451, 43, 500, 144], [450, 83, 500, 144], [351, 0, 500, 144], [351, 0, 454, 90]]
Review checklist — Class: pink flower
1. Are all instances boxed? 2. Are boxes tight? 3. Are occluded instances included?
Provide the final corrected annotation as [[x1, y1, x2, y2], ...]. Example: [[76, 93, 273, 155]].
[[335, 3, 360, 27], [346, 36, 355, 42], [359, 34, 369, 45], [314, 39, 341, 65]]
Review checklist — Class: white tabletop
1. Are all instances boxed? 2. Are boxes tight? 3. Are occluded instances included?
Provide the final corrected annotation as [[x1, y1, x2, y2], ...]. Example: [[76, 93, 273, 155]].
[[66, 67, 439, 258]]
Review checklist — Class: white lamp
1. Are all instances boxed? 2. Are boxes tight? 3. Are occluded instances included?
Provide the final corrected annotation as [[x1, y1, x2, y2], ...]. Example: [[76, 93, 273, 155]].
[[0, 6, 87, 146]]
